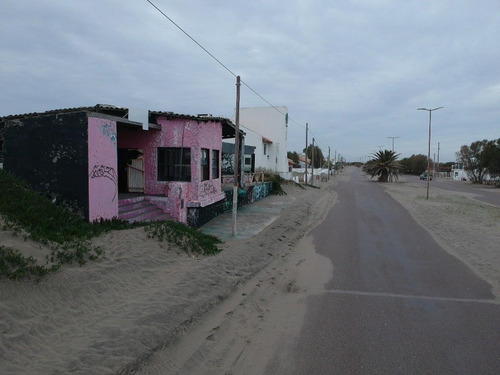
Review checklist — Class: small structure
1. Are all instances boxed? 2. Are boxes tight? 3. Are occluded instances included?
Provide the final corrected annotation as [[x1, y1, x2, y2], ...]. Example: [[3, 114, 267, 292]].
[[451, 164, 469, 181], [297, 155, 311, 169], [221, 143, 256, 175], [1, 105, 240, 226]]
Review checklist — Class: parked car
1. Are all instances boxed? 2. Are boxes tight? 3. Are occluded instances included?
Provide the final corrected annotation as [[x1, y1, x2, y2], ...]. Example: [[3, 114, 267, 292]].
[[419, 173, 433, 180]]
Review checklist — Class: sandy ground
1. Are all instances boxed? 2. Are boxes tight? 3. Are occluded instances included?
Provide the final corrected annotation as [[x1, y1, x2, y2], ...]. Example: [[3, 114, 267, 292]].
[[381, 175, 500, 298], [1, 168, 498, 374]]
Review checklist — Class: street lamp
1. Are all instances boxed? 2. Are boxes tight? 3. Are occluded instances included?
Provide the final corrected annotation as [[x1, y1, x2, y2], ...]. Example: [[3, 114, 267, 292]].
[[387, 136, 399, 152], [418, 107, 443, 199]]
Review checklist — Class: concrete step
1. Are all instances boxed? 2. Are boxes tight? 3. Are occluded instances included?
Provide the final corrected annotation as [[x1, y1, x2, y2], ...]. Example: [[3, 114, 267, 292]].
[[126, 208, 172, 223], [118, 197, 172, 223], [119, 200, 149, 214]]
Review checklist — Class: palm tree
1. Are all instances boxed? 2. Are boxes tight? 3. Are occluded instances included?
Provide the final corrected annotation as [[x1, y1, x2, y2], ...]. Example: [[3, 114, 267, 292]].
[[363, 150, 401, 182]]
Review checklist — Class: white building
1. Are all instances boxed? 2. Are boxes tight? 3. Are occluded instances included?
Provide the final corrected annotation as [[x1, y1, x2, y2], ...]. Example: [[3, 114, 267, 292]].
[[232, 106, 290, 179], [451, 164, 469, 181]]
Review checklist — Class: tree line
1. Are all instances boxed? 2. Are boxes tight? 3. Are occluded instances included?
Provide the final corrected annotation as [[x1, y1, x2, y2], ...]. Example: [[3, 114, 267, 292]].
[[288, 145, 325, 169], [287, 138, 500, 185], [456, 138, 500, 184], [370, 138, 500, 184]]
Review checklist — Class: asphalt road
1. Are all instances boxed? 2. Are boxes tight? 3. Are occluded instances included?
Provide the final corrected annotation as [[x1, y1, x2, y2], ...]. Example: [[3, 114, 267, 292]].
[[267, 168, 500, 374]]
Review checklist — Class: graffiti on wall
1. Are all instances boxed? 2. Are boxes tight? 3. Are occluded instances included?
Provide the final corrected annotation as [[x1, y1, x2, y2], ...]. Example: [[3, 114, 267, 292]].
[[101, 123, 117, 144], [221, 153, 234, 175], [253, 183, 272, 201], [90, 164, 118, 201], [187, 199, 225, 227], [200, 181, 217, 198], [222, 182, 273, 212]]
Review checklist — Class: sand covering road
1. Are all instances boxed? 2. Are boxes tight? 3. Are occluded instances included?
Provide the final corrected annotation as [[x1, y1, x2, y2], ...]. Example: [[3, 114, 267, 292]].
[[1, 167, 498, 374]]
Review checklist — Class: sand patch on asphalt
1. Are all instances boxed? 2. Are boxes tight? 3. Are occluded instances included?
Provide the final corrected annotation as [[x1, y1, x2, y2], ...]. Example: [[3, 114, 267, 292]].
[[381, 180, 500, 298], [132, 234, 333, 375], [2, 168, 498, 374]]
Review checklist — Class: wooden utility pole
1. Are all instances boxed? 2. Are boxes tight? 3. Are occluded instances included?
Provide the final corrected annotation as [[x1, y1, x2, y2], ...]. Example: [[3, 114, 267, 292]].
[[232, 76, 241, 236], [305, 123, 308, 185], [328, 146, 331, 180], [334, 150, 337, 176], [311, 138, 315, 186]]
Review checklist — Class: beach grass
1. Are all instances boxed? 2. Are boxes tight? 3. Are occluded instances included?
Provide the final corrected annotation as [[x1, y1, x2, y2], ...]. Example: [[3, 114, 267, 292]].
[[0, 170, 221, 279]]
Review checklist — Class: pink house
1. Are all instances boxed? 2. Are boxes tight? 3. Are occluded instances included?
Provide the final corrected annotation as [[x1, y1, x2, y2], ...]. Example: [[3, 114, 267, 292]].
[[1, 105, 238, 226], [118, 110, 238, 225]]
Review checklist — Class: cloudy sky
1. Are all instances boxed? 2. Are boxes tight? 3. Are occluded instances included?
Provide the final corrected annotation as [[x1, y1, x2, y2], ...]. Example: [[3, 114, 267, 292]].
[[1, 0, 499, 162]]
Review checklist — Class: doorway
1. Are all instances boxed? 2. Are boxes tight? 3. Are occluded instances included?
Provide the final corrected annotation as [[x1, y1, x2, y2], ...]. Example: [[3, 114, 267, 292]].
[[118, 148, 144, 194]]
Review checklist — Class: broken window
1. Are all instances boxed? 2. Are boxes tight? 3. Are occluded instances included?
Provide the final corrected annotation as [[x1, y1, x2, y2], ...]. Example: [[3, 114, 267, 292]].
[[212, 150, 219, 179], [158, 147, 191, 182], [201, 149, 210, 181]]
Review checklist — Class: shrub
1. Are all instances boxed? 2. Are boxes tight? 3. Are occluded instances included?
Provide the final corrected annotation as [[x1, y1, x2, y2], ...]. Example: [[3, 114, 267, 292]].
[[145, 221, 222, 255], [262, 172, 287, 195], [0, 169, 222, 279], [0, 246, 57, 280]]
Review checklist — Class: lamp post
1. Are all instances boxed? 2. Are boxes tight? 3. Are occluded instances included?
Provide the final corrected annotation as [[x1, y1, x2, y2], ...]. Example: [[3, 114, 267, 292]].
[[418, 107, 443, 199], [387, 136, 399, 152]]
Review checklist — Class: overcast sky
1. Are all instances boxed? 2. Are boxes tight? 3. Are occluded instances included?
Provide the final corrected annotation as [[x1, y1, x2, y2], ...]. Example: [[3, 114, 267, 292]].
[[1, 0, 499, 162]]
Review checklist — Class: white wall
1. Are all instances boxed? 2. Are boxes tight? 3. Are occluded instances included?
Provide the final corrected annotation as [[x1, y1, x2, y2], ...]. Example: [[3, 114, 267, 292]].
[[236, 106, 289, 176], [452, 168, 468, 181]]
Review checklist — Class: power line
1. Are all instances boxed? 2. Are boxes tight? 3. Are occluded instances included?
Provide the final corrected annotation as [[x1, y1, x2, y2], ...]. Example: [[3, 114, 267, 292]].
[[309, 129, 329, 152], [146, 0, 307, 131], [146, 0, 236, 79]]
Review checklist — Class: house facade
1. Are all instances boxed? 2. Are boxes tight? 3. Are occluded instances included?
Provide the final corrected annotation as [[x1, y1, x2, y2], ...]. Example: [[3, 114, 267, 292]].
[[451, 164, 469, 181], [221, 143, 256, 175], [228, 106, 290, 179], [1, 105, 238, 226], [297, 155, 311, 169]]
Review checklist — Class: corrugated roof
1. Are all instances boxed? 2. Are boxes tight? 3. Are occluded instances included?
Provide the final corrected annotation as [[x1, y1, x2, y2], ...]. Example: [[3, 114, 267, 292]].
[[0, 104, 243, 139], [151, 110, 233, 124], [0, 104, 128, 121], [149, 111, 242, 139], [0, 105, 235, 125]]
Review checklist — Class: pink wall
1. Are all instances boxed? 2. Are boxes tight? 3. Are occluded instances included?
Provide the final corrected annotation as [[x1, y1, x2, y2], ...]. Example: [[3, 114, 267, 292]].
[[88, 117, 118, 222], [117, 117, 224, 223]]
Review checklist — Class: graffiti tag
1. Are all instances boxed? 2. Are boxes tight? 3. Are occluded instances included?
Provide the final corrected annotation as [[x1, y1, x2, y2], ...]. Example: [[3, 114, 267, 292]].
[[200, 182, 217, 197], [90, 164, 118, 201], [101, 123, 117, 143]]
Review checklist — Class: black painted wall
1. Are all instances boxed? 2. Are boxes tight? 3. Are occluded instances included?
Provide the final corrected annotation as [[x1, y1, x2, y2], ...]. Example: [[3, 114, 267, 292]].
[[187, 199, 226, 228], [3, 112, 90, 218]]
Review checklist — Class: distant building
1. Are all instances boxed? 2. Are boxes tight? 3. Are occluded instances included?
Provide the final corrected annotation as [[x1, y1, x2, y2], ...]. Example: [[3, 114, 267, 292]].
[[221, 143, 256, 175], [227, 106, 290, 179], [451, 164, 468, 181], [297, 155, 311, 169]]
